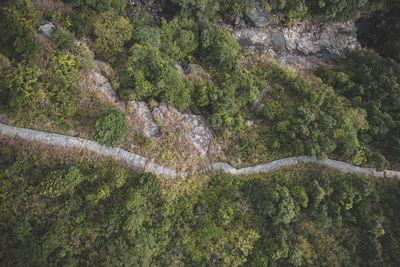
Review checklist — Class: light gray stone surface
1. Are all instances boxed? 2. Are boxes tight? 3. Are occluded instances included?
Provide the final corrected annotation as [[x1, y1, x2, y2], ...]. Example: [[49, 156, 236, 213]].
[[39, 22, 56, 37], [245, 2, 269, 28], [152, 103, 213, 157], [89, 60, 126, 109], [1, 123, 399, 179], [128, 101, 161, 137], [226, 20, 361, 69]]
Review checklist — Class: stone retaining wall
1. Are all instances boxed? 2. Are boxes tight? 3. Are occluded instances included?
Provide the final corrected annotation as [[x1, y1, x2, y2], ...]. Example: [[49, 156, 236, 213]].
[[1, 123, 399, 179]]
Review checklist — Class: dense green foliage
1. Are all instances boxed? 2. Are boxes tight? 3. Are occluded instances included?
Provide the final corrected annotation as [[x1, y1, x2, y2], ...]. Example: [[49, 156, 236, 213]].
[[253, 62, 367, 162], [120, 43, 193, 110], [1, 51, 84, 123], [92, 11, 132, 62], [65, 0, 126, 14], [1, 1, 400, 265], [360, 1, 400, 63], [52, 30, 75, 51], [167, 0, 387, 25], [0, 0, 41, 60], [316, 49, 400, 167], [0, 143, 399, 266], [93, 109, 129, 147]]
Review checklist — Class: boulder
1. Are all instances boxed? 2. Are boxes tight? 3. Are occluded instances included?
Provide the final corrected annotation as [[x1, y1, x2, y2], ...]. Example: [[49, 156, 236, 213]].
[[87, 60, 125, 109], [152, 103, 213, 157], [245, 2, 269, 28], [182, 114, 213, 157], [39, 22, 56, 38], [128, 101, 160, 137]]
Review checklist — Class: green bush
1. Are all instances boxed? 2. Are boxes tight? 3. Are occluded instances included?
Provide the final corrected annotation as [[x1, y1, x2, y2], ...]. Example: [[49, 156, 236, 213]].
[[0, 0, 41, 60], [218, 0, 254, 21], [93, 109, 129, 148], [159, 17, 199, 60], [67, 7, 96, 37], [121, 44, 193, 111], [65, 0, 126, 14], [132, 25, 161, 48], [52, 30, 75, 51], [199, 23, 240, 72], [92, 11, 132, 62], [5, 63, 47, 120]]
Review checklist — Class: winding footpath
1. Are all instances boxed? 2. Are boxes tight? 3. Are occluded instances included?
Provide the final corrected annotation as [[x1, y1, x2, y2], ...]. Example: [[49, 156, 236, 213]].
[[1, 123, 399, 179]]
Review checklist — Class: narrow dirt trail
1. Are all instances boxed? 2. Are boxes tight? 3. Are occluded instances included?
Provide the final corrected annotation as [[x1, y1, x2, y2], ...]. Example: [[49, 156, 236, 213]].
[[1, 123, 399, 179]]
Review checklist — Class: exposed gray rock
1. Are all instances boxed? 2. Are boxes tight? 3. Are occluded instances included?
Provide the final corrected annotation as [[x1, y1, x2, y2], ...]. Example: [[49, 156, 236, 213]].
[[39, 22, 56, 38], [283, 22, 360, 57], [227, 20, 361, 69], [245, 2, 269, 28], [176, 64, 184, 75], [1, 122, 399, 179], [128, 101, 160, 137], [245, 120, 254, 127], [234, 17, 246, 28], [88, 60, 126, 109], [152, 103, 213, 157], [182, 114, 213, 157]]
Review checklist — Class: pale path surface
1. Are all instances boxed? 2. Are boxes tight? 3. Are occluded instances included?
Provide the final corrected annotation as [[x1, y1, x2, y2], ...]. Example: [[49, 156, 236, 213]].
[[1, 123, 399, 179]]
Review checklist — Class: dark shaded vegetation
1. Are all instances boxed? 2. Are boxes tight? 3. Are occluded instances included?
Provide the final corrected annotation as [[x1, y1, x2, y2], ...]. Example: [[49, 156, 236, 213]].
[[316, 49, 400, 169], [0, 142, 399, 266], [358, 0, 400, 63]]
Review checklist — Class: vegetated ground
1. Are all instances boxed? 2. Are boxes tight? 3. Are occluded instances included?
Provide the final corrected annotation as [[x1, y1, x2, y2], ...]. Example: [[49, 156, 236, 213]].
[[0, 138, 399, 266]]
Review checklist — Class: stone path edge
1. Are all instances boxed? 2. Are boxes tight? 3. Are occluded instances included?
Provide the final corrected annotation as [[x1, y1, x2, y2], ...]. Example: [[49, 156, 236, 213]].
[[1, 123, 399, 179]]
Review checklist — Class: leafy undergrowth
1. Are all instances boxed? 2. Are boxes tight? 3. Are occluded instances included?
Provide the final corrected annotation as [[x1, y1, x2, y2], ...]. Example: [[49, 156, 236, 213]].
[[0, 140, 399, 266]]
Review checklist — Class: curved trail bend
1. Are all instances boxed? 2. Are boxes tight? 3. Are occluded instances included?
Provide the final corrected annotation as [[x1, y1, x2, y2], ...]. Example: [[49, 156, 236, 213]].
[[1, 123, 399, 179]]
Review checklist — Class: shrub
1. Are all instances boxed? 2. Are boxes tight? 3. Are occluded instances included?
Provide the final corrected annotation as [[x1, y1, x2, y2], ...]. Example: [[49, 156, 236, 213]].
[[137, 172, 160, 197], [65, 0, 126, 14], [159, 18, 199, 60], [0, 0, 41, 60], [92, 12, 132, 62], [52, 30, 75, 51], [93, 109, 129, 148], [121, 44, 193, 111], [199, 23, 240, 72], [67, 8, 96, 37], [132, 25, 161, 48], [5, 63, 47, 120]]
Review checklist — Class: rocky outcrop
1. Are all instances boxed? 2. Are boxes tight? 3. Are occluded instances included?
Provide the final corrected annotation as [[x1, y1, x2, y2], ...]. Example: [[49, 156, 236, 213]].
[[152, 103, 213, 157], [127, 101, 160, 137], [127, 102, 213, 157], [87, 60, 126, 109], [245, 2, 269, 28], [1, 122, 399, 179], [228, 20, 361, 69], [85, 59, 213, 157], [39, 22, 56, 38]]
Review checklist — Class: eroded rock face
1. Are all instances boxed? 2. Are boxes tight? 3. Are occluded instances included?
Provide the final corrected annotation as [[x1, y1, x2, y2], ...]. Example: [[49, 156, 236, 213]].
[[39, 22, 56, 38], [181, 114, 213, 157], [87, 60, 126, 109], [128, 101, 161, 138], [283, 22, 360, 57], [245, 2, 269, 28], [130, 102, 213, 157], [229, 20, 361, 69]]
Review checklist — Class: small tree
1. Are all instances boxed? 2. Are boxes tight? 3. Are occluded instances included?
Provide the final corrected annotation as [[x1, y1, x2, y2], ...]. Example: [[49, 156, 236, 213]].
[[93, 109, 129, 147], [52, 30, 74, 51], [92, 12, 132, 62]]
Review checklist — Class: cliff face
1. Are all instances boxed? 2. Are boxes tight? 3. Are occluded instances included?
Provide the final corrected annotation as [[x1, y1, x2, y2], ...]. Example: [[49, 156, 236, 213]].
[[226, 20, 361, 69]]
